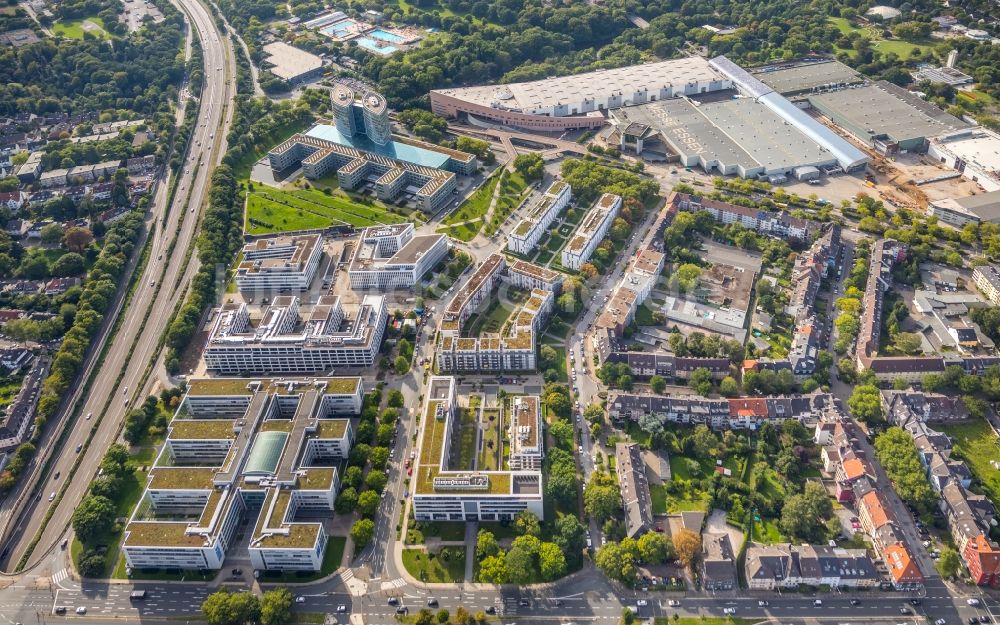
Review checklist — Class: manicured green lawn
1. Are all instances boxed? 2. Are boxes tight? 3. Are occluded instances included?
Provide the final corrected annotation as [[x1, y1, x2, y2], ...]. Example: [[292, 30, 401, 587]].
[[540, 340, 567, 382], [465, 298, 513, 336], [438, 170, 501, 241], [53, 16, 108, 39], [416, 522, 467, 542], [245, 184, 406, 234], [402, 547, 466, 583], [483, 171, 529, 237], [635, 304, 657, 326], [940, 420, 1000, 504], [827, 16, 937, 58]]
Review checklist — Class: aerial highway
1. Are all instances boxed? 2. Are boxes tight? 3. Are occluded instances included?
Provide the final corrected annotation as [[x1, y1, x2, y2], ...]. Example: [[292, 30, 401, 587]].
[[0, 0, 238, 572]]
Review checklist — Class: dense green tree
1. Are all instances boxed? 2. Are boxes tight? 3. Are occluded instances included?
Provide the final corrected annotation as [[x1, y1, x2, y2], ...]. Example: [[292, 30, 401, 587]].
[[351, 519, 375, 546], [259, 588, 293, 625]]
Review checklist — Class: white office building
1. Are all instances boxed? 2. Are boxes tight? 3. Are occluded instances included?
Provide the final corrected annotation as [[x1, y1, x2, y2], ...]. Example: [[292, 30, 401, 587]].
[[235, 234, 323, 292], [561, 193, 622, 270], [348, 223, 448, 290], [122, 377, 359, 572], [411, 377, 544, 521], [506, 180, 571, 256], [203, 295, 387, 374]]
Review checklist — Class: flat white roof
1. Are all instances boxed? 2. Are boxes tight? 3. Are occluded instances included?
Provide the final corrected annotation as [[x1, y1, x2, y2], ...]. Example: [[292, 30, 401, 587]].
[[432, 57, 723, 113], [263, 42, 322, 81], [934, 129, 1000, 174]]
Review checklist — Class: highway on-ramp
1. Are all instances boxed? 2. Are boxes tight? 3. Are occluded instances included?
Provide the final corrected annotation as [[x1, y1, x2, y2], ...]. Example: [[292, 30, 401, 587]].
[[0, 0, 237, 573]]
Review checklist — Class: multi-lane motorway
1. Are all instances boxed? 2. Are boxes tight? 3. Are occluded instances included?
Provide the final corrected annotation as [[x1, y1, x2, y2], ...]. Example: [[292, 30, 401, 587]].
[[0, 0, 237, 572]]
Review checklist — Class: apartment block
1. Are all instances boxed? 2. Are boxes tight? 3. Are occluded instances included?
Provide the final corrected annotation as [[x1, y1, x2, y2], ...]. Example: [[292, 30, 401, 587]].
[[561, 193, 621, 269], [436, 255, 559, 373], [122, 377, 359, 572], [235, 234, 323, 292], [348, 223, 448, 290], [411, 377, 544, 521], [507, 180, 571, 255], [204, 295, 387, 374], [973, 264, 1000, 306]]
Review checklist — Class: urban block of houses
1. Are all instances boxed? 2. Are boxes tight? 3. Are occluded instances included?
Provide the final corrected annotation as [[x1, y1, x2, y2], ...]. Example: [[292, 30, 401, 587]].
[[120, 377, 360, 572], [616, 442, 653, 539], [607, 392, 837, 431], [668, 191, 813, 242], [436, 255, 562, 373], [506, 180, 571, 256], [203, 294, 387, 374], [745, 543, 879, 590], [815, 408, 924, 589], [600, 350, 731, 381], [561, 193, 621, 270], [411, 377, 544, 521], [235, 234, 323, 292], [348, 223, 448, 290], [0, 357, 45, 451], [883, 390, 1000, 586]]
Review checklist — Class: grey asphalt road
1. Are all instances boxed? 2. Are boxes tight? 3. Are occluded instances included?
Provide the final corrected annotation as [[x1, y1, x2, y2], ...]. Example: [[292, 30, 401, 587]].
[[0, 0, 238, 572]]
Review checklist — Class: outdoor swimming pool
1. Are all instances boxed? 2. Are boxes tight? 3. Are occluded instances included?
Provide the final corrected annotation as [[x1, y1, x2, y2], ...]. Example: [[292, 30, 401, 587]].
[[368, 28, 405, 43], [355, 37, 398, 54], [319, 18, 357, 38]]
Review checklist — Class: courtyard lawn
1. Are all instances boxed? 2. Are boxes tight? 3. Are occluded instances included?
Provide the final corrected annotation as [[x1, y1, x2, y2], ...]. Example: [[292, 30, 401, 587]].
[[479, 408, 502, 472], [245, 184, 406, 234], [750, 518, 786, 545], [465, 298, 513, 336], [650, 483, 668, 514], [402, 547, 466, 583], [53, 16, 109, 39], [940, 420, 1000, 504], [452, 406, 479, 471]]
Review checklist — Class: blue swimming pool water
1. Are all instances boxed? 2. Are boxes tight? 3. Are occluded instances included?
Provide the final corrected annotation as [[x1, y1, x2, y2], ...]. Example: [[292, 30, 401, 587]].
[[368, 28, 404, 43], [319, 18, 356, 37], [355, 36, 398, 54], [305, 124, 449, 169]]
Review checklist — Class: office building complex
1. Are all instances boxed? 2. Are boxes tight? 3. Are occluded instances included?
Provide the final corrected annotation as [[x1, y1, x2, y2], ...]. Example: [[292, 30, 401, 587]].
[[235, 234, 323, 292], [348, 223, 448, 290], [204, 295, 387, 373], [411, 377, 544, 521], [122, 377, 359, 572], [562, 193, 621, 270], [506, 180, 571, 255], [268, 85, 475, 212]]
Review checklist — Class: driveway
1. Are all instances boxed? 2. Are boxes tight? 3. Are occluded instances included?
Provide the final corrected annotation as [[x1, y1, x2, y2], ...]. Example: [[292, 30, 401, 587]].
[[706, 508, 745, 552]]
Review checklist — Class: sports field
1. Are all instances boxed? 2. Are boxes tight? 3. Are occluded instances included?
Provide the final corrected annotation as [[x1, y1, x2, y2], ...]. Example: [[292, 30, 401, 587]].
[[245, 185, 407, 234]]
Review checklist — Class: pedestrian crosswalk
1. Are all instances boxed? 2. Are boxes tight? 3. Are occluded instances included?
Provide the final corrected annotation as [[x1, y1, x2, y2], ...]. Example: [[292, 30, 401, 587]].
[[338, 568, 354, 584], [380, 578, 406, 592], [51, 568, 71, 588]]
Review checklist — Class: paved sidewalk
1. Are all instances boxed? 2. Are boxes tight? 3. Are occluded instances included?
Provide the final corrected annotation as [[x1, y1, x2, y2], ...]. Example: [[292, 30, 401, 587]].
[[463, 522, 478, 583]]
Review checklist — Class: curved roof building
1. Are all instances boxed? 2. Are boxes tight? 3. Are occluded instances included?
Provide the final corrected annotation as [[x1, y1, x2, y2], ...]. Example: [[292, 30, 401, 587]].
[[430, 57, 731, 131]]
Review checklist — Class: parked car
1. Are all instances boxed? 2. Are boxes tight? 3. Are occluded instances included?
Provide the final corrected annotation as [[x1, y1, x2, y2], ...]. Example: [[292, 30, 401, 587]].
[[723, 608, 736, 615]]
